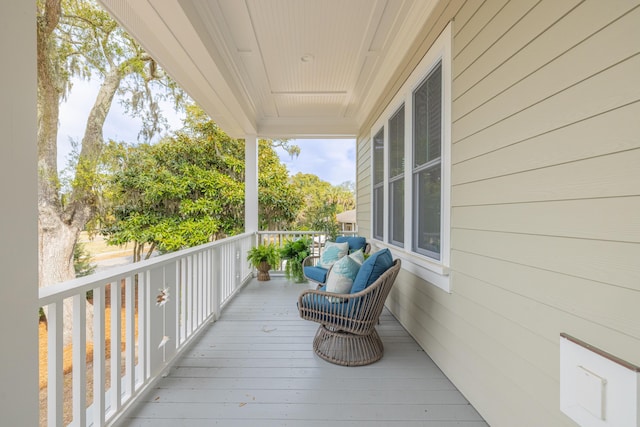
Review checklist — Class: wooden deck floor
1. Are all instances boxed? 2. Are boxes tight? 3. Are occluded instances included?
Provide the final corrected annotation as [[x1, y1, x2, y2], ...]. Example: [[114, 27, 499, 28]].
[[120, 277, 488, 426]]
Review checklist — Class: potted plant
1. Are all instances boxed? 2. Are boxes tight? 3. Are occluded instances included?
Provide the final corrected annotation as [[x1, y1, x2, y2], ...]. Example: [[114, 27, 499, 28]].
[[279, 237, 312, 282], [247, 243, 280, 281]]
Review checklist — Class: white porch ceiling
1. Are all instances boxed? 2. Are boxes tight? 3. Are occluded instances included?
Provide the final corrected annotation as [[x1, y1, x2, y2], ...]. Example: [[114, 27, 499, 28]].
[[98, 0, 438, 139]]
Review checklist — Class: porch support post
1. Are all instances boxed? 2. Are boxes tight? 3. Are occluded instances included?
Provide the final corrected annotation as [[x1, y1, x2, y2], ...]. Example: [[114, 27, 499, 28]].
[[245, 134, 259, 233], [0, 2, 39, 425]]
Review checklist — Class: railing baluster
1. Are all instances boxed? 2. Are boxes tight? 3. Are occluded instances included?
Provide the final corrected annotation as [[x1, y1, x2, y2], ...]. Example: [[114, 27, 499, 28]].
[[204, 251, 209, 319], [194, 254, 199, 330], [92, 286, 105, 427], [72, 294, 87, 426], [47, 301, 63, 427], [223, 246, 228, 295], [204, 249, 213, 317], [110, 280, 121, 413], [227, 245, 232, 294], [138, 271, 148, 384], [175, 259, 183, 344], [179, 259, 187, 344], [192, 254, 197, 327], [204, 249, 210, 317], [228, 245, 233, 297], [212, 246, 220, 319], [125, 276, 135, 397], [222, 247, 227, 303], [197, 252, 203, 324], [191, 254, 197, 328], [187, 255, 193, 336]]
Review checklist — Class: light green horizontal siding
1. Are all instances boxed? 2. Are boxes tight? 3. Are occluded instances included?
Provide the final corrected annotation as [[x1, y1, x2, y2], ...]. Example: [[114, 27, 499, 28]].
[[358, 1, 640, 426], [356, 134, 372, 237]]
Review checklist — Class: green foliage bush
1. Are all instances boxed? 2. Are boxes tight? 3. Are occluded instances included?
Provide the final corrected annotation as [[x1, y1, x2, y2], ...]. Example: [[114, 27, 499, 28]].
[[288, 173, 354, 239], [279, 237, 312, 282], [101, 105, 302, 254]]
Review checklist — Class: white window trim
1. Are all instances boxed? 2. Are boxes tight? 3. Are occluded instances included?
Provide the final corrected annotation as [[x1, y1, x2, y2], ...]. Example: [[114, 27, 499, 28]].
[[388, 104, 405, 248], [372, 127, 385, 241], [370, 22, 452, 293]]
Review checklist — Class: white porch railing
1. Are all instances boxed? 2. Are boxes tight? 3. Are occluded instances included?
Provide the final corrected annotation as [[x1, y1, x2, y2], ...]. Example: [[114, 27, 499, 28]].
[[38, 230, 360, 426], [257, 230, 357, 271], [38, 232, 254, 427]]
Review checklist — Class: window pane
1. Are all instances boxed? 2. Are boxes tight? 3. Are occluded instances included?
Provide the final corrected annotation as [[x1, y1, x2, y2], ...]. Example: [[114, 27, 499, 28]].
[[413, 164, 441, 259], [373, 185, 384, 240], [413, 62, 442, 167], [373, 127, 384, 241], [389, 178, 404, 246], [373, 128, 384, 184], [389, 105, 404, 178]]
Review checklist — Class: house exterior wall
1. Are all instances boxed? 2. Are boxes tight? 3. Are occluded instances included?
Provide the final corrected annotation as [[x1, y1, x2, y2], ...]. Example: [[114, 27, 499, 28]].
[[356, 133, 372, 234], [0, 2, 39, 425], [356, 1, 640, 426]]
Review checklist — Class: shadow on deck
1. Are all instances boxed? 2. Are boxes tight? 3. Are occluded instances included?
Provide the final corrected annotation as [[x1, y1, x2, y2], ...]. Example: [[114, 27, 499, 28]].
[[120, 277, 488, 426]]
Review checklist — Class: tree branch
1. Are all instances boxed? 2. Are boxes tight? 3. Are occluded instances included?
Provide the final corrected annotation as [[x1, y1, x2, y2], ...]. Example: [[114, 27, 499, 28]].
[[145, 243, 157, 260]]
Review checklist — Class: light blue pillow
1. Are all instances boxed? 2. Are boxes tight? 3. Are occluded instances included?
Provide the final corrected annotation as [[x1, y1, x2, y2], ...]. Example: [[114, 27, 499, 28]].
[[319, 241, 349, 268], [348, 249, 365, 265], [325, 255, 361, 302]]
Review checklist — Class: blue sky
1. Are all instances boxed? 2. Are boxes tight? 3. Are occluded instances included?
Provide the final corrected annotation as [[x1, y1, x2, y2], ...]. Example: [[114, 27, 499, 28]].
[[58, 79, 355, 186], [274, 140, 355, 186]]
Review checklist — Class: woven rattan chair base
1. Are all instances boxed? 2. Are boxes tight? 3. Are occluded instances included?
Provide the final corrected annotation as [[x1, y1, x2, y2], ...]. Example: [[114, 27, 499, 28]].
[[313, 325, 383, 366]]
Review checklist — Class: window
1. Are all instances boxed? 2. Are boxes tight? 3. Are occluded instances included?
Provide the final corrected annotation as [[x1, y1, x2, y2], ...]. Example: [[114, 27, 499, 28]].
[[372, 128, 384, 241], [413, 63, 441, 259], [388, 105, 404, 247], [369, 22, 451, 291]]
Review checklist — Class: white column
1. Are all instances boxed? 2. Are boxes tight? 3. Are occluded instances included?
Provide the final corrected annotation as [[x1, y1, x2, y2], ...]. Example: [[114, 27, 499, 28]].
[[0, 2, 39, 425], [244, 134, 259, 233]]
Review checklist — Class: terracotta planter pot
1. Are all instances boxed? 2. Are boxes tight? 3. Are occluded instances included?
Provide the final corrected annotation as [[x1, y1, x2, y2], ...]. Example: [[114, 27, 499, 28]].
[[257, 261, 271, 281]]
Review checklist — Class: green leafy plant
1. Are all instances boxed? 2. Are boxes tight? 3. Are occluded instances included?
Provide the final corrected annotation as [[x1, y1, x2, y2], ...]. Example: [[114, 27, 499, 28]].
[[74, 242, 97, 278], [101, 106, 302, 258], [310, 203, 339, 242], [247, 243, 280, 281], [279, 237, 312, 282]]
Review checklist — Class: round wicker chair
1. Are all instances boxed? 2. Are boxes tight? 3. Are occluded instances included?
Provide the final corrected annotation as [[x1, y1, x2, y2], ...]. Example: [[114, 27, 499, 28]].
[[297, 259, 401, 366]]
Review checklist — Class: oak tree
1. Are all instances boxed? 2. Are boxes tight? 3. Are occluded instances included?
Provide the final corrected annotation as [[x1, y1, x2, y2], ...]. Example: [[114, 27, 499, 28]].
[[37, 0, 181, 343], [37, 0, 180, 287]]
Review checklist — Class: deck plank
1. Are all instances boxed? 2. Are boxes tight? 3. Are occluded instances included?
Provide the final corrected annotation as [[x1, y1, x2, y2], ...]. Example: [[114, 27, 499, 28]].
[[121, 277, 488, 426]]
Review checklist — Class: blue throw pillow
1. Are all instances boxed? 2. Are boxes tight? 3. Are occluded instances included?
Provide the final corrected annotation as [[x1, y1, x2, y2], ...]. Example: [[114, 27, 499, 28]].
[[336, 236, 367, 253], [350, 248, 393, 294]]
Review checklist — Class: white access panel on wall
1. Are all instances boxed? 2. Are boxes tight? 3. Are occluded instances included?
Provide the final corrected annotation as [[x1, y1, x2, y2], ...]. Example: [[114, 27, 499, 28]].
[[560, 334, 640, 427]]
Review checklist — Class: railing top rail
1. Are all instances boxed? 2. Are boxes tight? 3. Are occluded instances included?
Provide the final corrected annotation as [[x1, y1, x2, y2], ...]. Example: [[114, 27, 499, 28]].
[[39, 232, 253, 305], [257, 230, 358, 236]]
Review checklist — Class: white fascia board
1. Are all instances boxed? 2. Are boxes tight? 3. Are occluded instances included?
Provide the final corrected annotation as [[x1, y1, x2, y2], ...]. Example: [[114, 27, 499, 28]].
[[257, 117, 358, 140]]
